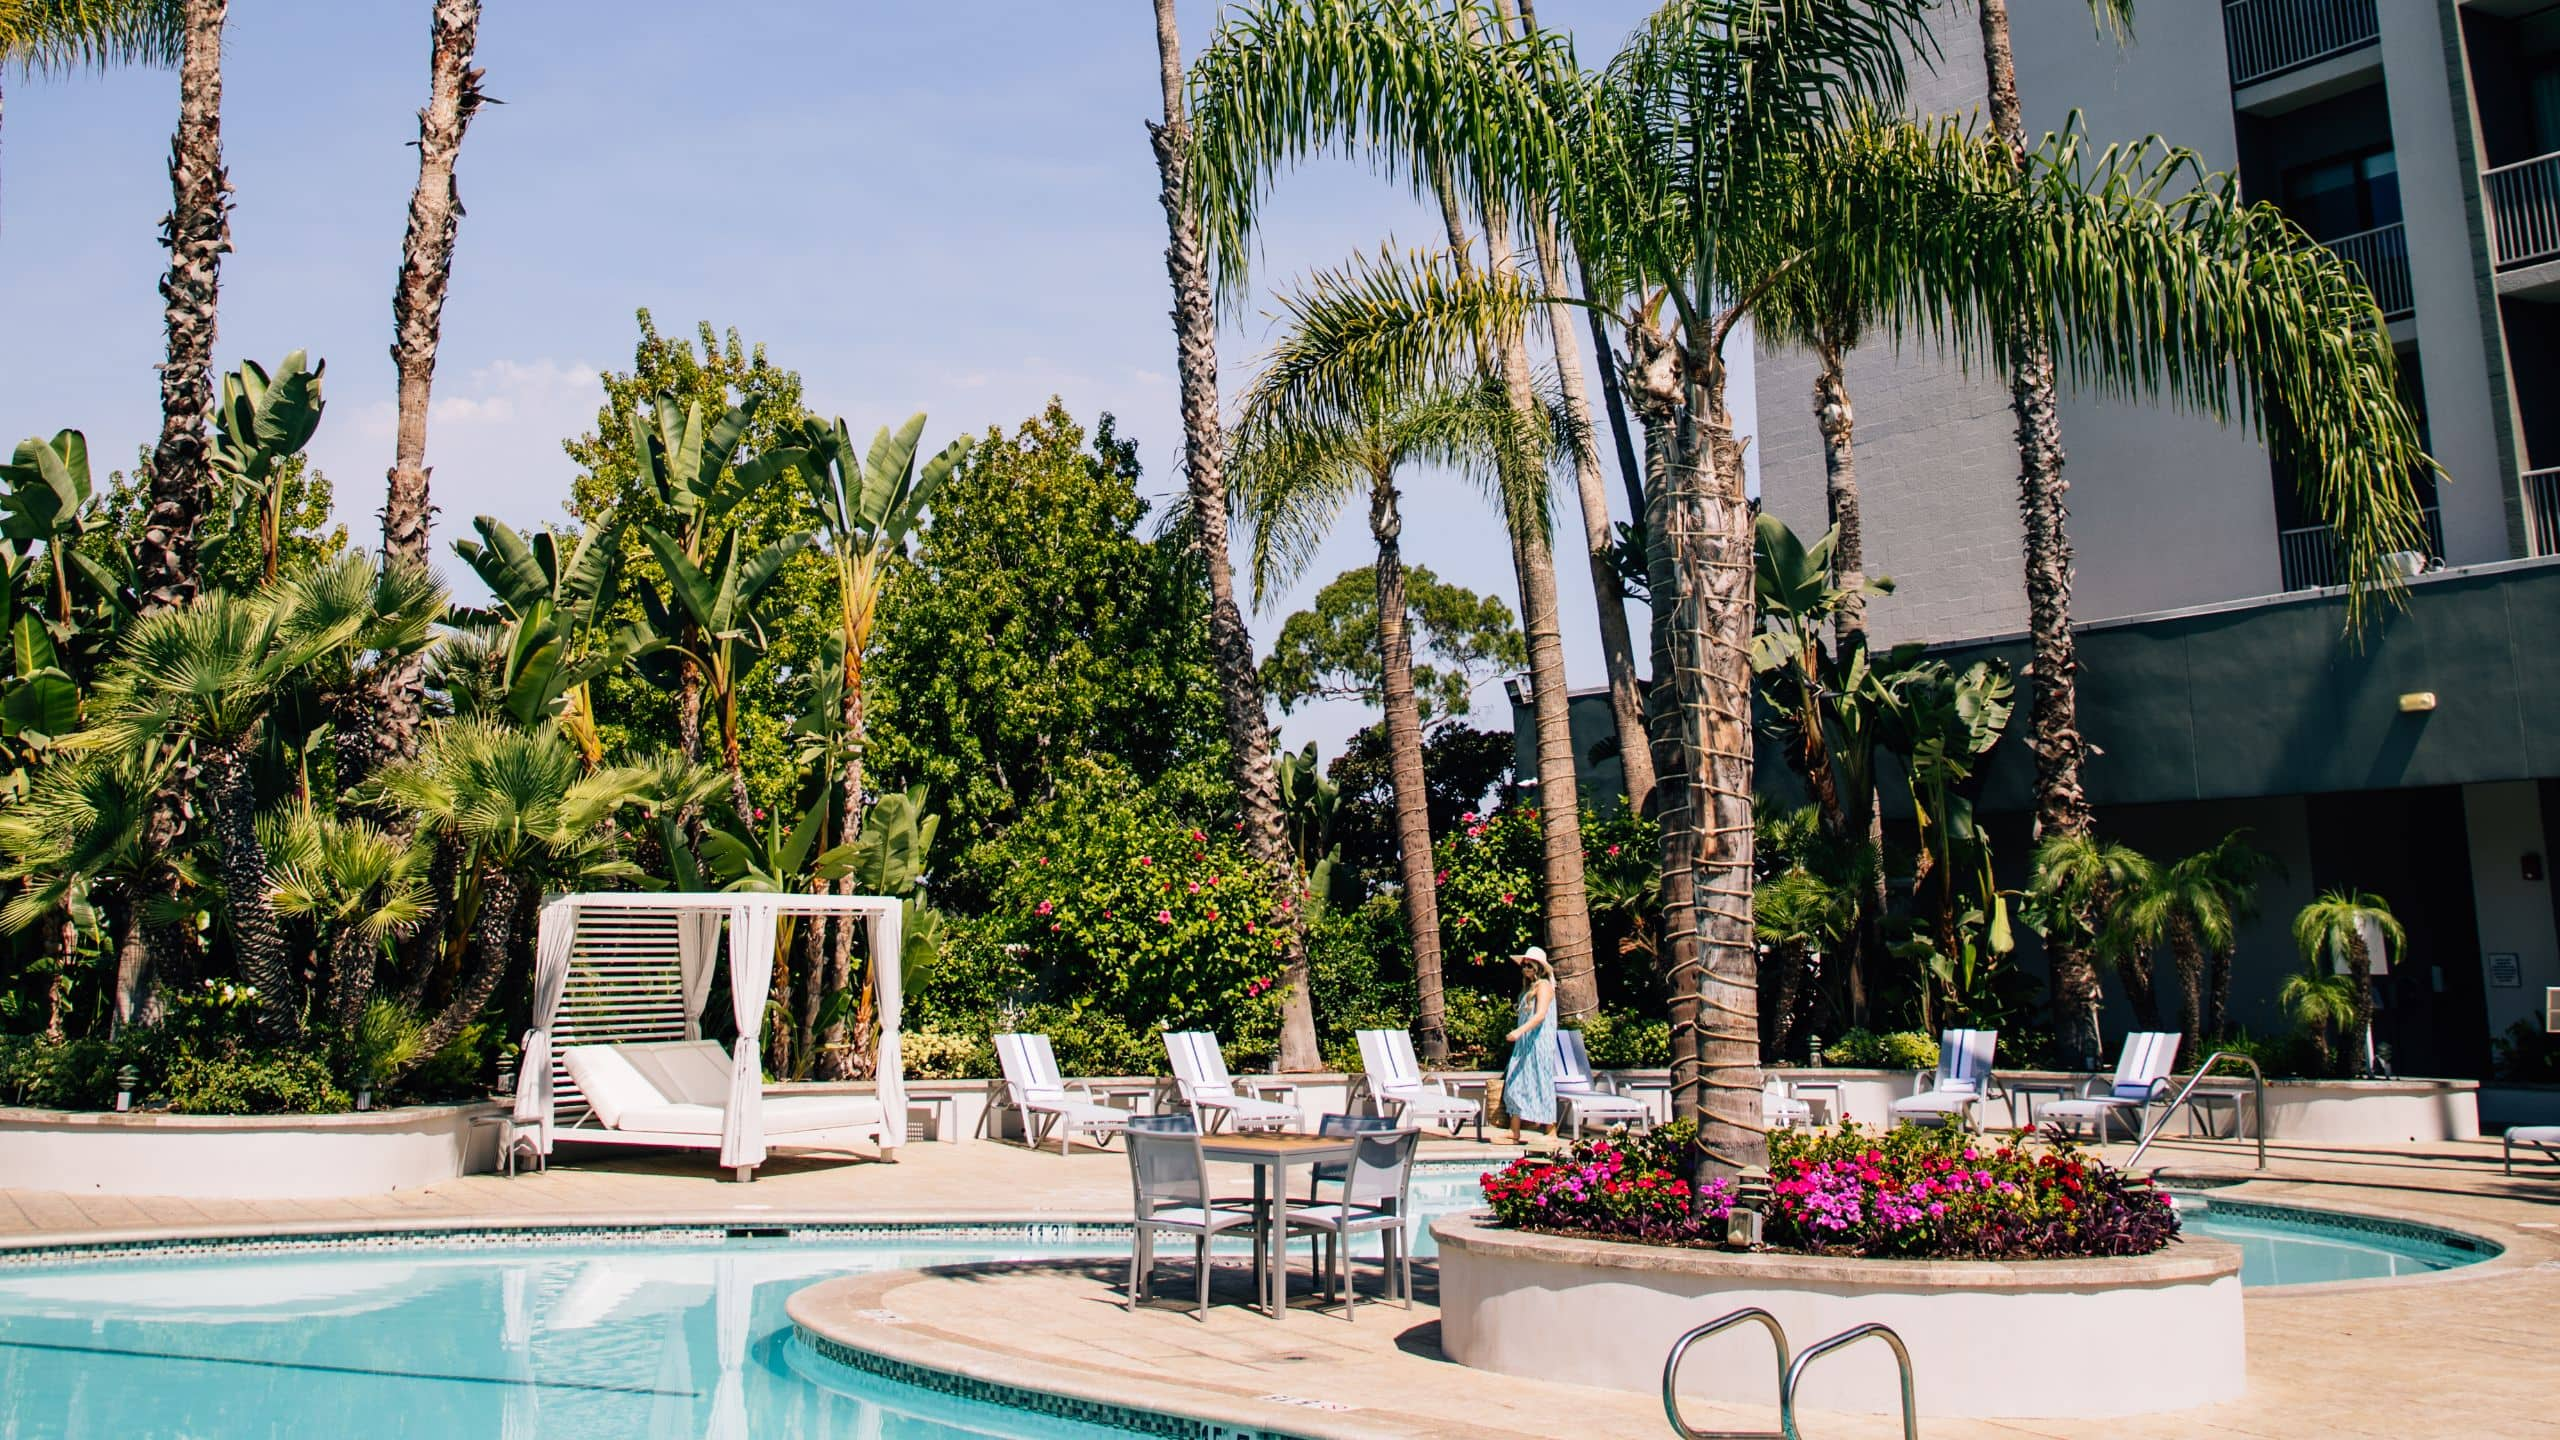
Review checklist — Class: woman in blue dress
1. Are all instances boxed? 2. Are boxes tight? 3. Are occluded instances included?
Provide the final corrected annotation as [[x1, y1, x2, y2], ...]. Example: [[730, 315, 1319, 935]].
[[1501, 945, 1558, 1144]]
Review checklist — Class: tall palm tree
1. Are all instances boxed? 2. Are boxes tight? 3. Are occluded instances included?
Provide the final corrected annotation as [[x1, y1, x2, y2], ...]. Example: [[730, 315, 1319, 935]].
[[1190, 0, 2435, 1174], [2119, 836, 2265, 1056], [131, 0, 227, 613], [0, 0, 181, 211], [1233, 272, 1549, 1063], [2292, 889, 2403, 1078], [1148, 0, 1319, 1070]]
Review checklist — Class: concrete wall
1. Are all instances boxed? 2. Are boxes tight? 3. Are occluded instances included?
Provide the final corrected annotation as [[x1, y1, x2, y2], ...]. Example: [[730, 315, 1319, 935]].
[[2461, 780, 2560, 1040]]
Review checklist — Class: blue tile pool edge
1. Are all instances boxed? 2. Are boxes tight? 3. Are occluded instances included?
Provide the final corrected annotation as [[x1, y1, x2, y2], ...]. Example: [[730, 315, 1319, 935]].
[[2170, 1193, 2506, 1264]]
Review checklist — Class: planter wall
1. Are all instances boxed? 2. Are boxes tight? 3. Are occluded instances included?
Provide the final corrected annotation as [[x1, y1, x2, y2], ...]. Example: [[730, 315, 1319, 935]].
[[0, 1103, 505, 1199], [2251, 1079, 2478, 1143], [1433, 1215, 2244, 1420]]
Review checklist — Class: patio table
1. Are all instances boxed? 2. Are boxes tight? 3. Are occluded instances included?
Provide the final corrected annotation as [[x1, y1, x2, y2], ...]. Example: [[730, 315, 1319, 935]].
[[1200, 1132, 1359, 1321]]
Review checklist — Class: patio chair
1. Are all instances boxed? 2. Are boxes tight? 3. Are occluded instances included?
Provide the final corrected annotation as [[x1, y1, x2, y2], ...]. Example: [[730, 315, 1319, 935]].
[[992, 1033, 1131, 1156], [1890, 1029, 2000, 1129], [1763, 1074, 1814, 1130], [1124, 1127, 1258, 1318], [1354, 1029, 1484, 1139], [2041, 1032, 2182, 1143], [1163, 1031, 1299, 1134], [1286, 1128, 1421, 1320], [1552, 1028, 1654, 1138], [2505, 1125, 2560, 1176], [1306, 1113, 1403, 1202]]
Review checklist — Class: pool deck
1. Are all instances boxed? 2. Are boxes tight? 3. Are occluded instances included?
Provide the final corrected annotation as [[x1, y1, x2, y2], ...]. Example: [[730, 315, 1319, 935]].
[[4, 1132, 2557, 1437]]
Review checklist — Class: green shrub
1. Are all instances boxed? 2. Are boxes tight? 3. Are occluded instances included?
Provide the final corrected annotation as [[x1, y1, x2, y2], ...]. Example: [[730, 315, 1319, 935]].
[[402, 1018, 500, 1100], [1013, 1003, 1175, 1077], [2491, 1019, 2560, 1084], [1818, 1028, 1940, 1070], [1442, 987, 1515, 1069], [1576, 1011, 1671, 1069], [163, 1052, 351, 1116], [901, 1030, 995, 1080], [0, 1035, 124, 1109]]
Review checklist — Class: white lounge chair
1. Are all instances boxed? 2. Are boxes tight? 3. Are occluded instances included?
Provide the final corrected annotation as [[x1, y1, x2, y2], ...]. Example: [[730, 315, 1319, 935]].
[[2041, 1031, 2181, 1142], [1890, 1029, 1999, 1128], [992, 1033, 1132, 1156], [1163, 1031, 1299, 1133], [2506, 1126, 2560, 1176], [1763, 1074, 1814, 1130], [1354, 1028, 1484, 1139], [1551, 1028, 1655, 1137], [558, 1039, 885, 1180]]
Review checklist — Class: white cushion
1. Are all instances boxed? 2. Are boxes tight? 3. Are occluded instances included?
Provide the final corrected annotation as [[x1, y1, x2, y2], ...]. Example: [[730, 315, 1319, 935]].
[[1561, 1091, 1649, 1117], [1392, 1090, 1482, 1119], [1205, 1094, 1299, 1121], [617, 1102, 728, 1136], [2041, 1097, 2135, 1120], [621, 1040, 736, 1106], [762, 1094, 884, 1134], [1893, 1091, 1978, 1114], [2509, 1126, 2560, 1144], [1030, 1097, 1130, 1127], [562, 1045, 667, 1130]]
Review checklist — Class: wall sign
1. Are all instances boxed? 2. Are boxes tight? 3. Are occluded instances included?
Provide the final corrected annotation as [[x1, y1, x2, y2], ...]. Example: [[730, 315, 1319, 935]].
[[2487, 953, 2522, 989]]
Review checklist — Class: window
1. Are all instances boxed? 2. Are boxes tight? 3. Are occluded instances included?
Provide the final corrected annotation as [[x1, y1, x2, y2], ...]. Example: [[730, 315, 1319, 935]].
[[2281, 146, 2400, 241]]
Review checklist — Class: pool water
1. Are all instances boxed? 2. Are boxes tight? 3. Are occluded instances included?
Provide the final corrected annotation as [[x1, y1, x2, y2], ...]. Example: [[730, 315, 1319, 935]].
[[0, 1170, 2485, 1438], [2173, 1196, 2494, 1286]]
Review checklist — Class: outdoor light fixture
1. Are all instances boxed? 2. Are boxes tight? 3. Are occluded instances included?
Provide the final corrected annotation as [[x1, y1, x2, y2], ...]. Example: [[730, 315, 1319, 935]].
[[114, 1064, 138, 1114], [1503, 671, 1536, 707], [2398, 691, 2438, 713]]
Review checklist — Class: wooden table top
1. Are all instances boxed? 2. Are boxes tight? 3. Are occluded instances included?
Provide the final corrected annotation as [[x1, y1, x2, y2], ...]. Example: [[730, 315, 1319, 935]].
[[1198, 1132, 1360, 1159]]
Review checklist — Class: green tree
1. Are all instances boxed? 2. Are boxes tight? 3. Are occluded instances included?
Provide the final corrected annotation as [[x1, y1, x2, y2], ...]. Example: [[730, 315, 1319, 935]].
[[865, 403, 1227, 853], [1259, 566, 1524, 724], [2028, 832, 2155, 1038], [2291, 890, 2403, 1078], [0, 0, 182, 213], [2117, 830, 2272, 1053]]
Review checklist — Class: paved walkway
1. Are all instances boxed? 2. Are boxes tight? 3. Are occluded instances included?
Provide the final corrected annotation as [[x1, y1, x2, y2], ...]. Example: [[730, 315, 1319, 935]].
[[4, 1132, 2557, 1437]]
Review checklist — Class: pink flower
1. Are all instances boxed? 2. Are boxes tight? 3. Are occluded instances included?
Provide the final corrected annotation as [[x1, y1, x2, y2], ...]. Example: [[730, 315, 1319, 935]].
[[1500, 892, 1515, 905], [1206, 909, 1219, 921], [1037, 856, 1049, 867], [1606, 844, 1620, 857], [1190, 830, 1205, 843], [1035, 899, 1053, 916], [1187, 880, 1201, 894], [1136, 856, 1152, 867], [754, 807, 768, 821], [1245, 921, 1258, 934], [1155, 909, 1173, 924], [1103, 909, 1114, 919]]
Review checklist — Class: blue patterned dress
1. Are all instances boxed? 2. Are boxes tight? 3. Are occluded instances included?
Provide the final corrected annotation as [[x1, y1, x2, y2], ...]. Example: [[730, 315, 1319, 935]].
[[1502, 984, 1558, 1125]]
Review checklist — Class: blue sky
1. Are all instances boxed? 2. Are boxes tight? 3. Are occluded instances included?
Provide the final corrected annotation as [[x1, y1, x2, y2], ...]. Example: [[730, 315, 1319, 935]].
[[0, 0, 1754, 762]]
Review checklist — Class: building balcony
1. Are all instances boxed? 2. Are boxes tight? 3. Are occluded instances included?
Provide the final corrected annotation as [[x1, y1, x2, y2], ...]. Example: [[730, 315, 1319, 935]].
[[2323, 222, 2413, 319], [2224, 0, 2380, 89], [2277, 506, 2444, 591], [2487, 151, 2560, 270], [2527, 468, 2560, 557]]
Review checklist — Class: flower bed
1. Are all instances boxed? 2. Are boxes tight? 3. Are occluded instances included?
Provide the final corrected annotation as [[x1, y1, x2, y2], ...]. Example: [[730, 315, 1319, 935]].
[[1481, 1122, 2178, 1262]]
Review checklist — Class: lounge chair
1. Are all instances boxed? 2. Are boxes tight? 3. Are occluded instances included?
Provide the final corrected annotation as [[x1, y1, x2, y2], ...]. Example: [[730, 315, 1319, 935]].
[[1890, 1029, 1999, 1128], [991, 1033, 1131, 1156], [1354, 1028, 1484, 1139], [1163, 1030, 1300, 1133], [558, 1039, 885, 1180], [2041, 1031, 2181, 1143], [1287, 1128, 1421, 1320], [1124, 1127, 1259, 1318], [2506, 1126, 2560, 1176], [1763, 1074, 1815, 1130], [1552, 1028, 1655, 1137]]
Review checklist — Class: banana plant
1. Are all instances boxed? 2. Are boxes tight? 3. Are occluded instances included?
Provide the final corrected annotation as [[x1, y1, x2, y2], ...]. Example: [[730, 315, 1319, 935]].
[[203, 352, 326, 586], [1879, 658, 2019, 1027], [1, 430, 102, 636], [819, 783, 944, 1079], [635, 524, 813, 822], [1752, 514, 1893, 832], [1274, 740, 1348, 918], [452, 515, 639, 763]]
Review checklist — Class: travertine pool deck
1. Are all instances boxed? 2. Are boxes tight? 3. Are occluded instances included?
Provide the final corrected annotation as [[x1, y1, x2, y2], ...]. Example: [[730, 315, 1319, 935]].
[[3, 1131, 2557, 1437]]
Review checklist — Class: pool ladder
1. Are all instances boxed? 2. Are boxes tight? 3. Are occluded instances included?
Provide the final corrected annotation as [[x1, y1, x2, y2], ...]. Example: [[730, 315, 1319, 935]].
[[1660, 1307, 1917, 1440]]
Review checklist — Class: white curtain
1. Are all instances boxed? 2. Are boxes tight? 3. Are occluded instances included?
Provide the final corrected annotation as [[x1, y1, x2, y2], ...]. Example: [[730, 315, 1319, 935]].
[[677, 909, 724, 1040], [705, 1257, 751, 1440], [872, 902, 908, 1151], [513, 899, 581, 1153], [722, 898, 779, 1171]]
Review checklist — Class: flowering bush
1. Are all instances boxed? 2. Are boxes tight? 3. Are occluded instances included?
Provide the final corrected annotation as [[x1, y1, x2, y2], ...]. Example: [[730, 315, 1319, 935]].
[[1480, 1121, 1736, 1245], [1765, 1125, 2179, 1260]]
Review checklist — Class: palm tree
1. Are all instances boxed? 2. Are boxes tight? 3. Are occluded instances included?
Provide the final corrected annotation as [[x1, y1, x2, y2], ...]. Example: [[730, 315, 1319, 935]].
[[2118, 835, 2269, 1056], [2277, 965, 2356, 1078], [1189, 0, 2436, 1174], [131, 0, 228, 613], [2030, 831, 2154, 1034], [0, 751, 180, 1033], [0, 0, 180, 210], [1148, 0, 1320, 1071], [263, 803, 431, 1033], [2292, 889, 2404, 1078], [1233, 277, 1548, 1063]]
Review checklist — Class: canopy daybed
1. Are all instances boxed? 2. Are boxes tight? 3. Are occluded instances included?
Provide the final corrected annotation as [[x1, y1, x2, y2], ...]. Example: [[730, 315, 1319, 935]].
[[508, 892, 908, 1181]]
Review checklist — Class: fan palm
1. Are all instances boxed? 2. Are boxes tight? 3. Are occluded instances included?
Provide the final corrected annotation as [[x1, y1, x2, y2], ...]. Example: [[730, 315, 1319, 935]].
[[268, 550, 445, 791], [2029, 831, 2155, 1031], [0, 0, 181, 211], [2277, 966, 2356, 1079], [262, 803, 430, 1035], [1189, 0, 2435, 1174], [1233, 268, 1557, 1063], [1148, 0, 1321, 1070], [131, 0, 229, 613], [0, 750, 181, 1032], [2292, 889, 2403, 1078]]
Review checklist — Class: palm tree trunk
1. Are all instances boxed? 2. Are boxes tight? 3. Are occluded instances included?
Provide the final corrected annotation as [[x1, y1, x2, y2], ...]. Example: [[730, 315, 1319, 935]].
[[2206, 946, 2234, 1042], [2346, 931, 2375, 1077], [1369, 471, 1450, 1063], [2167, 913, 2206, 1058], [381, 0, 485, 568], [134, 0, 230, 614], [1978, 0, 2102, 1071], [2118, 944, 2162, 1031], [111, 898, 158, 1036], [329, 927, 374, 1034], [1150, 0, 1318, 1071], [1675, 325, 1766, 1178], [817, 673, 864, 1081], [410, 868, 518, 1071], [203, 739, 293, 1036], [1584, 268, 1650, 543], [1627, 321, 1704, 1120]]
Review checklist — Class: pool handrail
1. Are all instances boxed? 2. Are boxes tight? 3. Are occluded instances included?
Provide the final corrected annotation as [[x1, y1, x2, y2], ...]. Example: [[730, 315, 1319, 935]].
[[1782, 1323, 1918, 1440], [2125, 1049, 2268, 1172], [1661, 1306, 1789, 1440]]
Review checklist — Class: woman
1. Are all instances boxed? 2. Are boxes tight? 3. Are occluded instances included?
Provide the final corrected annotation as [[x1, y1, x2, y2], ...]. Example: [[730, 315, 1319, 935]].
[[1501, 945, 1558, 1145]]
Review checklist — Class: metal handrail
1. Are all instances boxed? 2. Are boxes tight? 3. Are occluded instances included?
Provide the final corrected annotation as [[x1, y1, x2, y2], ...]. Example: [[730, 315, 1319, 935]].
[[1782, 1323, 1919, 1440], [1662, 1307, 1790, 1440], [2125, 1050, 2268, 1172]]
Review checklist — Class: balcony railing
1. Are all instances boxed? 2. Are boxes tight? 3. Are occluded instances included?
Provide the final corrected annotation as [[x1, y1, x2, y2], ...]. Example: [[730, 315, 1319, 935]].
[[2323, 222, 2412, 319], [2277, 506, 2444, 591], [2527, 468, 2560, 557], [2487, 151, 2560, 269], [2224, 0, 2380, 88]]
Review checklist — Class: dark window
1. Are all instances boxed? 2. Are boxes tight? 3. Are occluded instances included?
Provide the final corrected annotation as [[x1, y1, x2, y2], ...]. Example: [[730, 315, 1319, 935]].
[[2281, 146, 2400, 241]]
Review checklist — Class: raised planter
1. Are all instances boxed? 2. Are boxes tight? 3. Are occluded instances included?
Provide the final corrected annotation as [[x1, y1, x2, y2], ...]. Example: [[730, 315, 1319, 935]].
[[0, 1102, 505, 1199], [2249, 1077, 2478, 1143], [1433, 1214, 2244, 1420]]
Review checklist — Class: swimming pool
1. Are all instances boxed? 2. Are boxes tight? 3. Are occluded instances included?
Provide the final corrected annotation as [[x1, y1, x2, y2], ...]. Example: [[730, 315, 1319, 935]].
[[0, 1171, 2492, 1438]]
